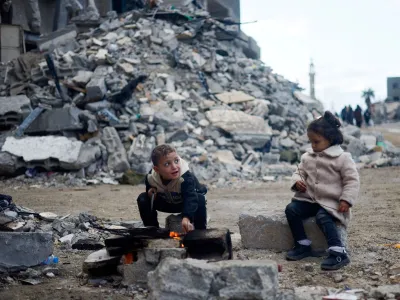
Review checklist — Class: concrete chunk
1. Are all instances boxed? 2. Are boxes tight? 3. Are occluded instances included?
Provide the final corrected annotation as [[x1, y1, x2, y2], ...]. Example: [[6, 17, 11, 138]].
[[72, 71, 93, 87], [86, 77, 107, 102], [0, 232, 53, 272], [216, 91, 255, 104], [148, 258, 279, 300], [239, 213, 347, 251], [101, 127, 130, 173], [0, 95, 31, 127], [2, 136, 82, 164], [37, 25, 78, 52], [206, 109, 272, 148]]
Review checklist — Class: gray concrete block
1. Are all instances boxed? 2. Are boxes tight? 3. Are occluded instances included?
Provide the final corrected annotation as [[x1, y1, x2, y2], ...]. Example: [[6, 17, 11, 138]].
[[165, 214, 184, 234], [101, 127, 130, 173], [24, 107, 84, 134], [148, 258, 279, 300], [86, 76, 107, 102], [239, 213, 347, 251], [0, 232, 53, 273], [123, 239, 187, 287], [0, 95, 31, 127]]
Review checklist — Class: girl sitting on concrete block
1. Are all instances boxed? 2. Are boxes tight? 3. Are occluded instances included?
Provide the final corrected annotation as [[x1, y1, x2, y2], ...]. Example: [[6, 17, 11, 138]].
[[285, 111, 360, 270]]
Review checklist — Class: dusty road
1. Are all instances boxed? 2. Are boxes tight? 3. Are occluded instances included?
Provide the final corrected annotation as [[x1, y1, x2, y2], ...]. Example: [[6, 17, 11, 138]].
[[0, 167, 399, 299]]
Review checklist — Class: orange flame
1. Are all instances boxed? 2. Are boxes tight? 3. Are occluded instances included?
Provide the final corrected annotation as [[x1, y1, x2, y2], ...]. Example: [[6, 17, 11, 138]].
[[169, 232, 180, 238]]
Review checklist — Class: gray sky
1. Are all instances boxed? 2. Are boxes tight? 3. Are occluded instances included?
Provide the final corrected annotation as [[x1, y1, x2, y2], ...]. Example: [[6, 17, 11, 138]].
[[241, 0, 400, 113]]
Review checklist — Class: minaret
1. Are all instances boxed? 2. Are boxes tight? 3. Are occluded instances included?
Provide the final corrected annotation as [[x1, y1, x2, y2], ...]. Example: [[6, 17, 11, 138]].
[[309, 59, 316, 99]]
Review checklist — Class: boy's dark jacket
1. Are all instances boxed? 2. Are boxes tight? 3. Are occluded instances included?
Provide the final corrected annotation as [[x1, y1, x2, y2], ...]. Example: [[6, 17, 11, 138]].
[[145, 159, 207, 221]]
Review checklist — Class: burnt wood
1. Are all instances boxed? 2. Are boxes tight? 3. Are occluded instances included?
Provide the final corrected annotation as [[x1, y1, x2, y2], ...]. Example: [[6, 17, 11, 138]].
[[182, 229, 233, 260]]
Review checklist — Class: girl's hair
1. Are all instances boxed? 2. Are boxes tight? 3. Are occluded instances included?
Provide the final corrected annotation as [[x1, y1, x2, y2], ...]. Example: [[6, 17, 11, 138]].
[[307, 111, 344, 145]]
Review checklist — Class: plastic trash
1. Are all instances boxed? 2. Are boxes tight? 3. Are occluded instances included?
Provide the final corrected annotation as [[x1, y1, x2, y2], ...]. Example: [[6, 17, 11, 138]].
[[42, 255, 59, 265]]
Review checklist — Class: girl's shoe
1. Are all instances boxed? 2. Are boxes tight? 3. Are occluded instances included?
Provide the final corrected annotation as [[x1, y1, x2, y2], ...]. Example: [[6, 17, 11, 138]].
[[321, 250, 350, 270], [286, 244, 313, 261]]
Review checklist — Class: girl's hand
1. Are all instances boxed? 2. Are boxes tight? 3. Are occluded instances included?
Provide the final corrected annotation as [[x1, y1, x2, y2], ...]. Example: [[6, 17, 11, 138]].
[[295, 181, 307, 192], [338, 200, 350, 213]]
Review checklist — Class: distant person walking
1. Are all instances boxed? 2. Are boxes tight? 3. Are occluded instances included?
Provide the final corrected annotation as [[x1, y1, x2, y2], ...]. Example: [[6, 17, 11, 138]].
[[364, 108, 371, 127], [346, 106, 354, 125], [354, 105, 363, 128], [341, 107, 347, 123]]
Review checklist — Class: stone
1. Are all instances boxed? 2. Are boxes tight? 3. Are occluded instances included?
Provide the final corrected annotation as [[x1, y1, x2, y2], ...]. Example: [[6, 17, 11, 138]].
[[0, 213, 14, 226], [213, 150, 241, 167], [166, 129, 189, 143], [83, 249, 121, 276], [85, 100, 111, 112], [101, 127, 130, 173], [2, 136, 82, 165], [360, 135, 377, 150], [59, 233, 75, 244], [294, 286, 328, 300], [334, 273, 344, 283], [147, 258, 279, 300], [199, 119, 210, 127], [150, 36, 163, 45], [0, 232, 53, 272], [216, 91, 255, 104], [123, 240, 187, 287], [280, 138, 296, 149], [370, 285, 400, 298], [72, 71, 93, 86], [343, 135, 367, 157], [206, 110, 272, 148], [24, 107, 85, 135], [153, 111, 184, 129], [342, 125, 361, 139], [238, 213, 347, 251], [52, 219, 76, 234], [128, 134, 156, 164], [118, 63, 134, 74], [164, 92, 186, 101], [268, 115, 286, 130], [86, 77, 107, 102]]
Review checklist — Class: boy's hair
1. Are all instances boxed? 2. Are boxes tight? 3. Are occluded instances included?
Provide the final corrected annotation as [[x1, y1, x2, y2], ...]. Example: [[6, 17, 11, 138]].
[[308, 111, 344, 145], [151, 144, 177, 166]]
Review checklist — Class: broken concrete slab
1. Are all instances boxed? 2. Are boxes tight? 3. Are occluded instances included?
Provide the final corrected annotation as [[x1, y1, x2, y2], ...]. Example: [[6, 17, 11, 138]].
[[239, 213, 347, 251], [101, 127, 130, 173], [128, 134, 156, 165], [206, 109, 272, 148], [37, 25, 78, 52], [2, 136, 82, 165], [0, 95, 31, 127], [72, 71, 94, 87], [0, 232, 53, 272], [216, 91, 255, 104], [213, 150, 241, 167], [147, 258, 279, 300], [24, 107, 84, 134]]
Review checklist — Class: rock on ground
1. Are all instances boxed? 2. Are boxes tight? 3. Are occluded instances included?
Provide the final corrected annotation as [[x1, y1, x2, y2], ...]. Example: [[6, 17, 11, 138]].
[[0, 232, 53, 273], [147, 258, 278, 300]]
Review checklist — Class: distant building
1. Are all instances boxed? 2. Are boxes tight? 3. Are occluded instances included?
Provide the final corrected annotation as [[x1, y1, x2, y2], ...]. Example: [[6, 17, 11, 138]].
[[387, 77, 400, 102]]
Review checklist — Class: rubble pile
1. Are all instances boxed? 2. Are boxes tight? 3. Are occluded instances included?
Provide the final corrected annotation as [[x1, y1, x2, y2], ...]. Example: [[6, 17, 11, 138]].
[[0, 4, 398, 187]]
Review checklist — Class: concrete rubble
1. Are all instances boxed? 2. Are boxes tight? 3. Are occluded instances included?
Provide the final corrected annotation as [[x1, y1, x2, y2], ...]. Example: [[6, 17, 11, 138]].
[[147, 257, 279, 300], [0, 4, 398, 187]]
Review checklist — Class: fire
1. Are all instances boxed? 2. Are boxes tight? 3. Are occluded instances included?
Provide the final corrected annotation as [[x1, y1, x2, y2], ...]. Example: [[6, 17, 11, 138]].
[[180, 243, 185, 248], [169, 231, 182, 241]]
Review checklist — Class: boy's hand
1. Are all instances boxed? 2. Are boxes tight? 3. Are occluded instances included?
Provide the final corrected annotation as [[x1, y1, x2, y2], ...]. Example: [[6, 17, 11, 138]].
[[182, 217, 194, 233], [148, 188, 157, 198], [295, 181, 307, 193], [338, 200, 350, 213]]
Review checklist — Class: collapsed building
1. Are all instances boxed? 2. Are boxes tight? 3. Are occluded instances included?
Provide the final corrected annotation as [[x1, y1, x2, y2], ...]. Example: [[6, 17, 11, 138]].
[[0, 1, 398, 188]]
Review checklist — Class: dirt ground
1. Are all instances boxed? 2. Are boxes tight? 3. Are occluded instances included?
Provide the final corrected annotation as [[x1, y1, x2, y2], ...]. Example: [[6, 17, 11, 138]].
[[0, 167, 399, 299]]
